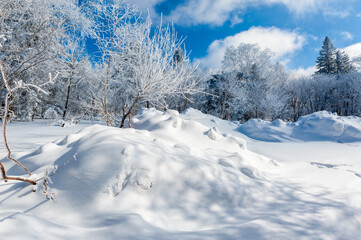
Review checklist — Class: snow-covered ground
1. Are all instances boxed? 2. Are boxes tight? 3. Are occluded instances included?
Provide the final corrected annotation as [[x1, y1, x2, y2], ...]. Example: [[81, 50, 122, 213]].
[[1, 109, 361, 239]]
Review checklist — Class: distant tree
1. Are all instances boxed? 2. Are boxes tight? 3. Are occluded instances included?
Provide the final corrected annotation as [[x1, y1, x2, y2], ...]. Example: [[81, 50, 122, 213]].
[[0, 0, 87, 120], [335, 50, 353, 74], [115, 20, 200, 128], [167, 48, 202, 113], [316, 36, 337, 74], [220, 43, 288, 121], [285, 74, 339, 120], [286, 77, 311, 121], [242, 63, 268, 119], [203, 71, 244, 120], [0, 39, 58, 185], [0, 0, 82, 185], [85, 0, 138, 126]]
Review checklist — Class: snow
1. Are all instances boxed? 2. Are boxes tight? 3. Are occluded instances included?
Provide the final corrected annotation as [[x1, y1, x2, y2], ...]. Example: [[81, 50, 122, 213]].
[[1, 109, 361, 239], [239, 111, 361, 142]]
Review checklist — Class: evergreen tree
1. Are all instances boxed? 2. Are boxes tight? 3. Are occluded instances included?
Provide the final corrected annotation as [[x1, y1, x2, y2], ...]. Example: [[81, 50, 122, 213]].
[[335, 50, 353, 74], [316, 36, 337, 74]]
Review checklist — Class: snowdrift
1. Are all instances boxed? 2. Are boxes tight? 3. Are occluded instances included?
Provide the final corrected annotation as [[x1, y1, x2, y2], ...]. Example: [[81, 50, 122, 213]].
[[239, 111, 361, 142], [2, 109, 361, 239], [1, 108, 280, 239]]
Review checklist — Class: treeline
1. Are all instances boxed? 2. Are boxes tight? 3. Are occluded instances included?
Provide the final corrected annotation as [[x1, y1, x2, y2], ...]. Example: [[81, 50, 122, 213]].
[[1, 0, 361, 126], [196, 36, 361, 122]]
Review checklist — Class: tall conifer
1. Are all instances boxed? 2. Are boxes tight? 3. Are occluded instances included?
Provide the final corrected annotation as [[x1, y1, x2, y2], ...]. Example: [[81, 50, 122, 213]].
[[335, 50, 353, 74], [316, 36, 337, 74]]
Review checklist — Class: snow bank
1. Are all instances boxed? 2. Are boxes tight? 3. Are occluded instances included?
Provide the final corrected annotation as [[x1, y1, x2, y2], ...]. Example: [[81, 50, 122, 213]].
[[239, 111, 361, 142], [1, 108, 278, 239], [2, 109, 361, 239]]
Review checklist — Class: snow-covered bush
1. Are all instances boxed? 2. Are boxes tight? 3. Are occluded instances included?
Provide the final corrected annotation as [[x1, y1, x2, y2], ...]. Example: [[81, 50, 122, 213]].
[[43, 107, 61, 120]]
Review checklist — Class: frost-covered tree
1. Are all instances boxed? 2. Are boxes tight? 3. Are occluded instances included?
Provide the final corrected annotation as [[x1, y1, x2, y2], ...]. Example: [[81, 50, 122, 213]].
[[115, 19, 200, 127], [242, 63, 268, 119], [216, 43, 287, 121], [284, 74, 352, 120], [222, 43, 274, 77], [0, 0, 87, 120], [332, 72, 361, 116], [316, 37, 337, 75], [85, 0, 138, 126], [316, 37, 353, 76], [286, 76, 312, 121], [0, 0, 83, 184], [335, 50, 353, 74], [50, 38, 93, 124], [166, 47, 201, 113], [0, 41, 58, 185], [202, 71, 244, 120], [279, 37, 359, 120]]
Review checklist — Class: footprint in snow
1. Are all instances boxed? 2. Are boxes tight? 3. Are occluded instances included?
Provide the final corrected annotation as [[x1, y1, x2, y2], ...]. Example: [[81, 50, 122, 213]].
[[218, 158, 237, 169], [310, 162, 349, 169], [240, 167, 258, 179], [218, 158, 260, 180], [311, 162, 361, 179]]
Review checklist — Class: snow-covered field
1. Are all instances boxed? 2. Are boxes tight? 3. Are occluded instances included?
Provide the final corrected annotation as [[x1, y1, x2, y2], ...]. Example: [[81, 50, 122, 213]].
[[1, 109, 361, 240]]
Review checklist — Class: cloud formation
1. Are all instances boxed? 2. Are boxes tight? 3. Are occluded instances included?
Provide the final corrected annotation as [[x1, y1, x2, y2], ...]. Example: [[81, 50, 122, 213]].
[[164, 0, 324, 26], [289, 66, 316, 79], [195, 26, 306, 69], [341, 32, 354, 41], [343, 43, 361, 59]]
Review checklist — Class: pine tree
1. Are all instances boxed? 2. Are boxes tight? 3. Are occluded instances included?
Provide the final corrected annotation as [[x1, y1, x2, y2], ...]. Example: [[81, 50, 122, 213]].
[[335, 50, 353, 74], [316, 36, 337, 74]]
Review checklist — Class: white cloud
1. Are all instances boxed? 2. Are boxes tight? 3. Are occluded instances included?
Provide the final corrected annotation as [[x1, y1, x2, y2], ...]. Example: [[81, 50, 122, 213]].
[[341, 31, 353, 41], [265, 0, 320, 13], [230, 15, 244, 27], [289, 66, 316, 79], [165, 0, 243, 26], [323, 9, 350, 18], [343, 43, 361, 59], [127, 0, 348, 27], [164, 0, 324, 26], [195, 26, 306, 69]]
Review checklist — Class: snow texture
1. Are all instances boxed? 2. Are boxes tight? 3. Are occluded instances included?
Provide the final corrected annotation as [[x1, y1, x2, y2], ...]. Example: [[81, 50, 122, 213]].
[[1, 109, 361, 239], [239, 111, 361, 143]]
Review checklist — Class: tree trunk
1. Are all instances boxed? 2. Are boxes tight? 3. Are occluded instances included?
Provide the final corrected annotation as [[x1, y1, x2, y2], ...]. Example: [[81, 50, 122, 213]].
[[103, 23, 118, 127], [182, 97, 189, 112], [62, 74, 73, 122], [120, 96, 139, 128], [128, 111, 132, 128]]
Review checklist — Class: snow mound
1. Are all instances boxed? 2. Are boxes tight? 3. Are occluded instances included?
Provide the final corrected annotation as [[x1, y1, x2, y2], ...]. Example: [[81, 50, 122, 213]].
[[132, 108, 248, 153], [2, 108, 277, 238], [239, 111, 361, 142], [3, 109, 361, 239]]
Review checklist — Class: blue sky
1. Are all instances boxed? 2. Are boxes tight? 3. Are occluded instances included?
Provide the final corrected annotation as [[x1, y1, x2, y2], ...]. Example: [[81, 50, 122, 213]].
[[128, 0, 361, 75]]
